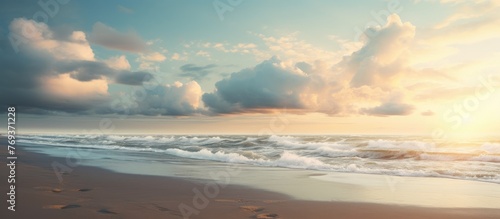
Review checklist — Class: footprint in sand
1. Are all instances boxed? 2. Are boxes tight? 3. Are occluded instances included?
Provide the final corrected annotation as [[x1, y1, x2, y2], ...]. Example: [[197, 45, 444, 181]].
[[35, 187, 65, 193], [77, 188, 92, 192], [240, 205, 264, 213], [44, 204, 81, 210], [152, 203, 182, 217], [215, 199, 244, 203], [98, 208, 118, 214], [256, 213, 279, 219], [51, 188, 63, 193]]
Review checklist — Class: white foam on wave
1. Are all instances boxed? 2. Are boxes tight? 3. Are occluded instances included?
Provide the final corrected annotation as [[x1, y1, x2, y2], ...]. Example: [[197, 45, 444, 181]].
[[419, 152, 500, 163], [419, 153, 462, 161], [275, 151, 330, 169], [106, 135, 174, 143], [19, 138, 119, 151], [21, 135, 76, 142], [313, 146, 359, 158], [177, 136, 224, 145], [481, 143, 500, 154], [202, 136, 223, 144], [104, 135, 127, 141], [165, 148, 261, 163], [269, 135, 352, 152], [163, 148, 334, 170], [268, 135, 298, 142], [366, 139, 435, 151], [239, 137, 258, 144], [470, 155, 500, 162], [103, 135, 223, 146]]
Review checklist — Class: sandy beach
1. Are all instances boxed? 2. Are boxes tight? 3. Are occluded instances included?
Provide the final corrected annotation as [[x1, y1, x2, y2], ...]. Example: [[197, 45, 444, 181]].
[[1, 144, 499, 219]]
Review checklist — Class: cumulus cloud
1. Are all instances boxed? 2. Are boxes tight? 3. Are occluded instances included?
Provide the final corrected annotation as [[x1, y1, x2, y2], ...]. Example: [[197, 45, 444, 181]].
[[345, 14, 415, 88], [89, 22, 148, 53], [0, 18, 153, 113], [9, 19, 95, 60], [2, 13, 446, 118], [203, 57, 309, 114], [42, 74, 108, 100], [201, 15, 421, 116], [105, 55, 131, 70], [131, 81, 203, 116]]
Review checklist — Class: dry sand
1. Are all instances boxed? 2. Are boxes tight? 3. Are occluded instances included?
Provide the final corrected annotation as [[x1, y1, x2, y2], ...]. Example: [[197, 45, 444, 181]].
[[1, 146, 499, 219]]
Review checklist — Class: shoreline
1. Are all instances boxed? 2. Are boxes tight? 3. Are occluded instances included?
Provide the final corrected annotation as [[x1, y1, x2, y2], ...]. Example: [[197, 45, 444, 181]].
[[16, 137, 500, 209], [1, 145, 500, 218]]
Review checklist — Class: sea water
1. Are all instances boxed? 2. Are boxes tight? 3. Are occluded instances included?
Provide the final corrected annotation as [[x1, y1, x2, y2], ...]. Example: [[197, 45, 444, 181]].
[[18, 134, 500, 208]]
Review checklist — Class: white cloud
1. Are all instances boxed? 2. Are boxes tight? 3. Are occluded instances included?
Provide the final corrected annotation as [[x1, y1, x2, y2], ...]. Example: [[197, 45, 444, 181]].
[[9, 18, 95, 61], [42, 73, 108, 99], [345, 14, 416, 88], [426, 0, 500, 45], [195, 50, 210, 58], [105, 55, 131, 70], [140, 52, 166, 62], [171, 52, 188, 61]]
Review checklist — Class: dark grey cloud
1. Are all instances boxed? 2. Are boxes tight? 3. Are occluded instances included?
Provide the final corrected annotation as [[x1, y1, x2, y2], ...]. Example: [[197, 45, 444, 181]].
[[180, 64, 217, 72], [56, 60, 153, 85], [0, 37, 106, 113], [115, 71, 153, 86], [203, 57, 309, 114], [179, 63, 217, 81], [129, 81, 202, 116], [88, 22, 148, 53], [0, 40, 53, 88], [201, 93, 239, 114], [57, 60, 111, 81]]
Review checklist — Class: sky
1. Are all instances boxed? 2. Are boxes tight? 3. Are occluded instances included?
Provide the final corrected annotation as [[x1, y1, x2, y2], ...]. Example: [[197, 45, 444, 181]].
[[1, 0, 499, 136]]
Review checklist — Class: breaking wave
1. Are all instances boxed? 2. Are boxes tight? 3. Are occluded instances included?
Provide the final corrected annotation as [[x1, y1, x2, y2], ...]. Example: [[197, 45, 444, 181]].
[[17, 134, 500, 183]]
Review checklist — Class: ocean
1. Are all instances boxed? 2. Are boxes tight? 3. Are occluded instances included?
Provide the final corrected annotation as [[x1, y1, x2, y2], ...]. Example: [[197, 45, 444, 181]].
[[19, 134, 500, 184]]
